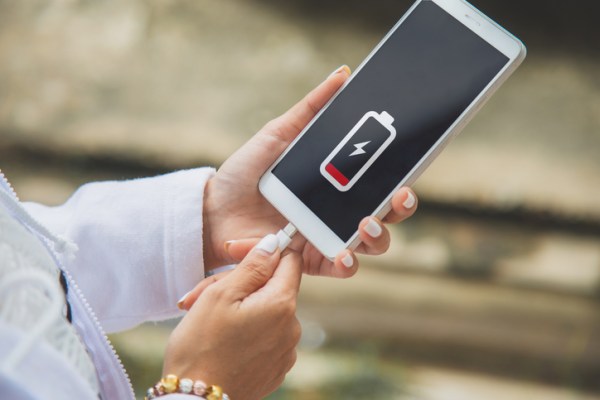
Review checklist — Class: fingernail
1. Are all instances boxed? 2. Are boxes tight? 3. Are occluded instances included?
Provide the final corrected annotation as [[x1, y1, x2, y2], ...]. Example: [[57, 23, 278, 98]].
[[177, 291, 191, 310], [328, 64, 351, 78], [364, 218, 382, 238], [341, 253, 354, 268], [403, 191, 416, 209], [224, 240, 235, 253], [255, 234, 279, 254]]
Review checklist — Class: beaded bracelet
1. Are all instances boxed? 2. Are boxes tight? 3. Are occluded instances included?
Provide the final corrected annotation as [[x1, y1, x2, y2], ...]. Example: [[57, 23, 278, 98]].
[[144, 374, 230, 400]]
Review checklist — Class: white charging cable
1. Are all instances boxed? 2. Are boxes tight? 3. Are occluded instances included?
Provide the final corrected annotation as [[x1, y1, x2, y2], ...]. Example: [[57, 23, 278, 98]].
[[276, 222, 298, 251]]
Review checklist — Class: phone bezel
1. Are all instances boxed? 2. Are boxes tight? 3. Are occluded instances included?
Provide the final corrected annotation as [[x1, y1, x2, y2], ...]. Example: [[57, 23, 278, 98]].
[[259, 0, 526, 260]]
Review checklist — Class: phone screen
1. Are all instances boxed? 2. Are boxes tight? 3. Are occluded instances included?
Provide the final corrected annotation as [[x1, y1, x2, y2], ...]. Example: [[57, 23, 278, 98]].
[[272, 1, 510, 241]]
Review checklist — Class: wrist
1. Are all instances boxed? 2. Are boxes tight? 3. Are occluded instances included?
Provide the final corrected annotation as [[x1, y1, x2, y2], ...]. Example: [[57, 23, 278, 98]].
[[202, 177, 227, 272]]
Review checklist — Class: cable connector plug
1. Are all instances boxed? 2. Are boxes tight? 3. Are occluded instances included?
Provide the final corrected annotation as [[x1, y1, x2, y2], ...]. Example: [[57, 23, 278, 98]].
[[276, 223, 297, 251]]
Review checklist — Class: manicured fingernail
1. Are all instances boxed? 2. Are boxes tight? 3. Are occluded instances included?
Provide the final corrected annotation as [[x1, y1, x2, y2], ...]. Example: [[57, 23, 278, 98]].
[[403, 191, 416, 209], [341, 253, 354, 268], [364, 218, 382, 238], [328, 64, 351, 78], [224, 240, 235, 253], [177, 291, 191, 310], [255, 234, 279, 254]]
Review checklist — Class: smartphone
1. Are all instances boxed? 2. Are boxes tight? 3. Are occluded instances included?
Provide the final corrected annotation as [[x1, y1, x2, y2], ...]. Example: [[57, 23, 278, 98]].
[[259, 0, 526, 260]]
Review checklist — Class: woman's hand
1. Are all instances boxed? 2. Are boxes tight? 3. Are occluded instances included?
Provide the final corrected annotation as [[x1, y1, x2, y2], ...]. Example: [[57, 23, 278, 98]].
[[202, 65, 418, 277], [164, 235, 302, 400]]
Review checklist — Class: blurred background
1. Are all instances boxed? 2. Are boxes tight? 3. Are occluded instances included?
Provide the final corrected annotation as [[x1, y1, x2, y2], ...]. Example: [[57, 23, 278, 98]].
[[1, 0, 599, 398]]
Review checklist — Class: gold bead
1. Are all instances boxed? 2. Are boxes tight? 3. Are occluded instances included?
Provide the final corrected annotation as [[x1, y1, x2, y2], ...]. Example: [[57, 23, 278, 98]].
[[161, 374, 179, 394], [206, 385, 223, 400]]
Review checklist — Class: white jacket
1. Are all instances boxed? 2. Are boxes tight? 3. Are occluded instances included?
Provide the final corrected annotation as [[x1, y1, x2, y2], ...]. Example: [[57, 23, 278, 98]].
[[0, 168, 215, 399]]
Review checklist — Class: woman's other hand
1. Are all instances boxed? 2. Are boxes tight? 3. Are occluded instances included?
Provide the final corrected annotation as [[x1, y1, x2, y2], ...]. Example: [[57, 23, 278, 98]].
[[164, 234, 302, 400]]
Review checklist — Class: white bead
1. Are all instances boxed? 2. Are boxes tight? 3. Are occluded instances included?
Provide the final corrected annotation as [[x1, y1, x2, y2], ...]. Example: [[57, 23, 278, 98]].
[[193, 380, 207, 395], [179, 378, 193, 394]]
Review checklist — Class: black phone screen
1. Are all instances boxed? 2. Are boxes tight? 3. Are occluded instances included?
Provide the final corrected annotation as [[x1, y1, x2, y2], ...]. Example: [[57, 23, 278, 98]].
[[272, 1, 510, 241]]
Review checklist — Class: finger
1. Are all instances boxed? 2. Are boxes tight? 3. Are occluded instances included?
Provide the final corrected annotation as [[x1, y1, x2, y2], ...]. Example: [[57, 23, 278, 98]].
[[224, 238, 261, 262], [177, 270, 233, 311], [223, 66, 351, 185], [276, 65, 351, 141], [356, 216, 391, 256], [259, 65, 351, 148], [222, 234, 281, 300], [299, 245, 358, 279], [383, 187, 418, 224], [263, 251, 303, 298], [331, 250, 359, 278]]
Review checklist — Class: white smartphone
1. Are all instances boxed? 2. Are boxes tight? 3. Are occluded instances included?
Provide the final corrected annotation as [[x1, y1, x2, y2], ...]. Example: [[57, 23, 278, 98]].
[[259, 0, 526, 260]]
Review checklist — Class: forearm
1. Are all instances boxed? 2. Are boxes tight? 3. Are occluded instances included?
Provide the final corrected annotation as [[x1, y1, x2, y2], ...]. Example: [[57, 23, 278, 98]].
[[24, 168, 215, 333]]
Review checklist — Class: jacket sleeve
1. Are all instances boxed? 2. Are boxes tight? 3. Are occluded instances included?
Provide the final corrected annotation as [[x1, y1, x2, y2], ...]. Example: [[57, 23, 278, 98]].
[[23, 168, 215, 333]]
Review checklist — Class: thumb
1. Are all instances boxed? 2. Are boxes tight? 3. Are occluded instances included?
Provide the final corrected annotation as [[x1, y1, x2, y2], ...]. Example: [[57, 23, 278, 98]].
[[223, 234, 281, 300], [241, 66, 351, 177], [260, 65, 351, 145]]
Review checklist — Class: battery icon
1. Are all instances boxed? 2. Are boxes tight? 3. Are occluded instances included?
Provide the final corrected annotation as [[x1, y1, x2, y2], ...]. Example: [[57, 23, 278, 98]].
[[320, 111, 396, 192]]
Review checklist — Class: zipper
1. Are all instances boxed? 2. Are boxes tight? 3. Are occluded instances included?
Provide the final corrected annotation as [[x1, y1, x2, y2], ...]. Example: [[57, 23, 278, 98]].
[[60, 264, 136, 400], [0, 170, 136, 399], [0, 169, 19, 201]]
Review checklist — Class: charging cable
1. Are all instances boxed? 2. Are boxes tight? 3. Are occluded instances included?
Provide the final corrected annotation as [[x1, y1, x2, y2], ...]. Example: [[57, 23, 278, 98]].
[[276, 222, 298, 251]]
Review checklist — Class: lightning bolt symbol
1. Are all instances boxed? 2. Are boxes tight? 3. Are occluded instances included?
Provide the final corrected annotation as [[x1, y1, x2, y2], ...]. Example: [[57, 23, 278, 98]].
[[350, 141, 371, 157]]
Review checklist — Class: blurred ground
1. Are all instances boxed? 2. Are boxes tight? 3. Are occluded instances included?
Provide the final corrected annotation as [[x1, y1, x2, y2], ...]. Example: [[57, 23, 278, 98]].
[[1, 0, 599, 399]]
